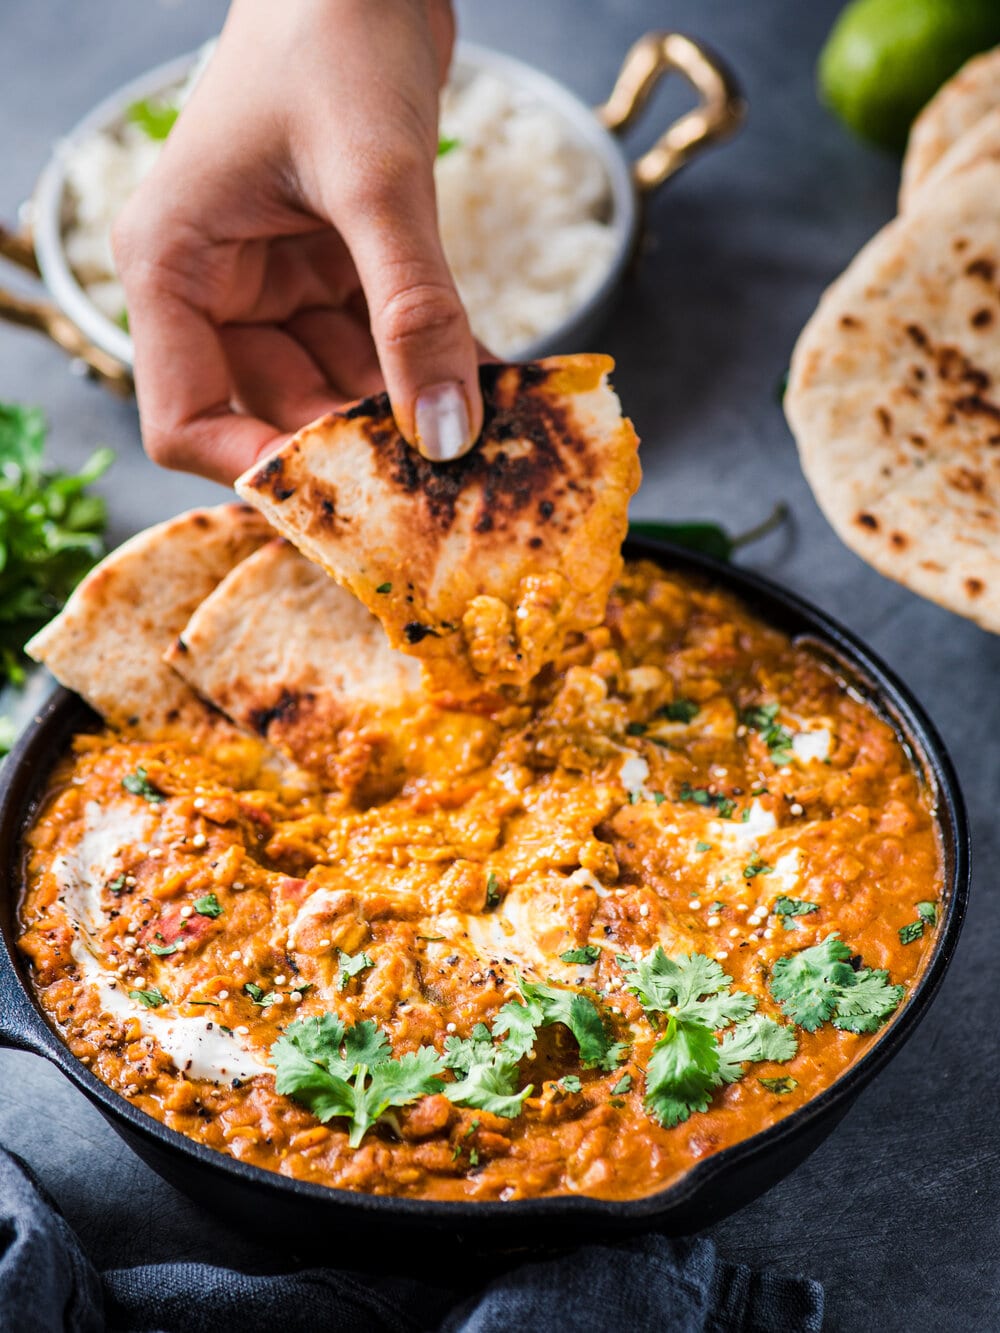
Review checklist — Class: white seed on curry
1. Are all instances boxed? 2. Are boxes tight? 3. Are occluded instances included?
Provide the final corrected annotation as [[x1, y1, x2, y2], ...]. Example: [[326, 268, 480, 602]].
[[707, 915, 721, 927], [147, 848, 164, 859], [234, 1025, 249, 1036], [180, 906, 193, 919], [217, 990, 229, 1000], [289, 991, 303, 1003], [191, 833, 207, 849], [274, 974, 287, 986], [790, 802, 804, 816], [688, 899, 701, 910], [193, 797, 205, 810]]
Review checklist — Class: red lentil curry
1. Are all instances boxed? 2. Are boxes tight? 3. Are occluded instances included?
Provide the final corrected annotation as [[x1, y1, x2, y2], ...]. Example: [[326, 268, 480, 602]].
[[18, 562, 942, 1202]]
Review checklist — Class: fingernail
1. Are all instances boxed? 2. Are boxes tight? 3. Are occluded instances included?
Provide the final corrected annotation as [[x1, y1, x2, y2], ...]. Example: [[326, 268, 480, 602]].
[[414, 382, 471, 462]]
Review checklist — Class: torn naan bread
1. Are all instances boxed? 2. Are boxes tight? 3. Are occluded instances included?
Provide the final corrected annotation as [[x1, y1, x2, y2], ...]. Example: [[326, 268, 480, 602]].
[[235, 355, 641, 692], [785, 156, 1000, 631], [27, 504, 271, 733], [903, 105, 1000, 208], [901, 46, 1000, 210], [165, 539, 423, 784]]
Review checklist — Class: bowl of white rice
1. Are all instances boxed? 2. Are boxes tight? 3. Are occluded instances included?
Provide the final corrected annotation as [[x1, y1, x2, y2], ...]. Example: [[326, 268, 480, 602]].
[[17, 33, 743, 376]]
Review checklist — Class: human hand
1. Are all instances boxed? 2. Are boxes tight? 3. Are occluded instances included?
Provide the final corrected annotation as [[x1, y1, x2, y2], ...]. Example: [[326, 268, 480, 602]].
[[112, 0, 483, 483]]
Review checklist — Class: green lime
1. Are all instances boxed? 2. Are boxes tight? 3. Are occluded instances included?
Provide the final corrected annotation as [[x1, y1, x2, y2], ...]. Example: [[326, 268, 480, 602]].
[[818, 0, 1000, 151]]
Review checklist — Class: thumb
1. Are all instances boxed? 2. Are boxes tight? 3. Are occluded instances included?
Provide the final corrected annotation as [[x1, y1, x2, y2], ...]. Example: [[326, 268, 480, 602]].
[[338, 165, 483, 461]]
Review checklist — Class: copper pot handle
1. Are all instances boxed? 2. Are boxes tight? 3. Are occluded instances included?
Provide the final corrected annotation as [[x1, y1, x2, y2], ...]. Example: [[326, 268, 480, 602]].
[[596, 32, 745, 194], [0, 221, 133, 398]]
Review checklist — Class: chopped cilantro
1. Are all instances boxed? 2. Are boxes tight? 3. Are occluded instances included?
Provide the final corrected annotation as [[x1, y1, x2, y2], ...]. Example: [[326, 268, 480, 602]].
[[130, 987, 166, 1008], [625, 721, 647, 736], [485, 872, 501, 910], [773, 897, 819, 930], [193, 893, 222, 918], [107, 874, 127, 895], [695, 841, 712, 853], [899, 921, 924, 946], [127, 97, 179, 139], [558, 1074, 583, 1094], [710, 900, 725, 914], [769, 934, 905, 1033], [652, 791, 667, 805], [628, 790, 641, 805], [658, 699, 699, 723], [741, 703, 794, 765], [678, 784, 735, 819], [743, 852, 773, 880], [243, 981, 277, 1008], [270, 1014, 445, 1146], [437, 135, 461, 156], [561, 945, 600, 965], [338, 949, 373, 990], [122, 767, 164, 804], [149, 934, 179, 957], [759, 1076, 797, 1094], [916, 901, 937, 925], [468, 1147, 480, 1167], [610, 1073, 633, 1095], [375, 582, 392, 594]]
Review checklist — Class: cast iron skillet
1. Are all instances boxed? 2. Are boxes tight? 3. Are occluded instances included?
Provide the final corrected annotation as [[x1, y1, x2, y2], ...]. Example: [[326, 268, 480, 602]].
[[0, 539, 969, 1254]]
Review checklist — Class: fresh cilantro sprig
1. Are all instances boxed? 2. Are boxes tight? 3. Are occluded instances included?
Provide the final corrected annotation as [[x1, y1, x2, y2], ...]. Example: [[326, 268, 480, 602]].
[[193, 892, 222, 918], [270, 1014, 445, 1147], [769, 934, 905, 1034], [773, 897, 819, 931], [618, 948, 796, 1128], [495, 977, 626, 1071], [741, 702, 794, 765], [122, 767, 165, 804], [442, 1023, 532, 1119], [561, 945, 600, 965], [337, 950, 373, 990], [0, 404, 112, 686]]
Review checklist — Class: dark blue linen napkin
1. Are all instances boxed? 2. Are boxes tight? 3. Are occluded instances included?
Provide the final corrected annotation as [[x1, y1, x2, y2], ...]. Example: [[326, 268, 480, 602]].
[[0, 1148, 823, 1333]]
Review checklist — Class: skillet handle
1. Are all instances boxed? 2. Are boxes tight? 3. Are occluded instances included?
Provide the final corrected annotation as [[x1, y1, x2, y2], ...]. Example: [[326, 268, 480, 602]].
[[0, 945, 53, 1059], [596, 32, 745, 194]]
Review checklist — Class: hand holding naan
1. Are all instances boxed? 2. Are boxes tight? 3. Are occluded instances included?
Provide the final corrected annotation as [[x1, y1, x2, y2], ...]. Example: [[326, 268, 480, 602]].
[[113, 0, 483, 482]]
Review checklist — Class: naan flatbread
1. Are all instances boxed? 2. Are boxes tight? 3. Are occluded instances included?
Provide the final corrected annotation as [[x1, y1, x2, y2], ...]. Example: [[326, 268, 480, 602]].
[[785, 156, 1000, 631], [165, 540, 423, 781], [27, 504, 271, 732], [903, 105, 1000, 207], [235, 355, 641, 692], [901, 46, 1000, 210]]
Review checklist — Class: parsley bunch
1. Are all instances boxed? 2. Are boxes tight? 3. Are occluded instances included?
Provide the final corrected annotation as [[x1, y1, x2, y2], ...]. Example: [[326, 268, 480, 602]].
[[618, 948, 796, 1128], [271, 1015, 446, 1147], [769, 934, 905, 1034], [0, 403, 112, 687]]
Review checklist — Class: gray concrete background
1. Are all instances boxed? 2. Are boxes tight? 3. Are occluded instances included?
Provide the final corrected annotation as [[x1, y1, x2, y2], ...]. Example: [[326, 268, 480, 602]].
[[0, 2, 996, 1328]]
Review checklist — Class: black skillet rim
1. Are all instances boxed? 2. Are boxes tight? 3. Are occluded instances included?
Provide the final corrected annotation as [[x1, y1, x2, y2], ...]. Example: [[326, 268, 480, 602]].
[[0, 537, 970, 1227]]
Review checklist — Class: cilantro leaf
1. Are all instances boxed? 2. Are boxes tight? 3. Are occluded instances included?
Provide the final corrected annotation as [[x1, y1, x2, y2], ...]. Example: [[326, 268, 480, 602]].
[[743, 852, 773, 880], [127, 97, 179, 140], [916, 901, 937, 925], [149, 937, 179, 957], [445, 1051, 531, 1119], [337, 949, 373, 990], [437, 135, 461, 157], [193, 893, 222, 918], [645, 1016, 720, 1128], [769, 934, 905, 1034], [485, 872, 501, 910], [375, 582, 392, 594], [122, 767, 164, 804], [717, 1014, 798, 1083], [678, 784, 736, 819], [610, 1073, 633, 1096], [759, 1076, 797, 1094], [0, 405, 111, 688], [243, 981, 277, 1008], [559, 1074, 582, 1094], [741, 702, 794, 765], [773, 896, 819, 924], [899, 921, 924, 946], [270, 1015, 445, 1147], [658, 699, 699, 723], [130, 987, 166, 1008], [518, 978, 622, 1069], [619, 947, 757, 1030], [561, 945, 600, 965]]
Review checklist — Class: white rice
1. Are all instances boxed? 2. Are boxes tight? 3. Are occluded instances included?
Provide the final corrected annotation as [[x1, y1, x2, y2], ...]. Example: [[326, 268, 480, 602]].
[[60, 52, 617, 357]]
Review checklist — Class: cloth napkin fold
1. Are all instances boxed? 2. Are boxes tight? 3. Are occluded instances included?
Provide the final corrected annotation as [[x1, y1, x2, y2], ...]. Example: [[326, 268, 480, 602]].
[[0, 1148, 822, 1333]]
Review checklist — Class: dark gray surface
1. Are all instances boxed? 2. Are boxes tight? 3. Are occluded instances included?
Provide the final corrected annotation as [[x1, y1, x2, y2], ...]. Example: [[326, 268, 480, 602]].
[[0, 1, 993, 1328]]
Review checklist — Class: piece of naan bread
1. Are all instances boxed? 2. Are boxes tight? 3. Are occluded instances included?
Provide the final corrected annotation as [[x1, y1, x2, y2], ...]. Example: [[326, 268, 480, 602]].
[[785, 156, 1000, 631], [901, 46, 1000, 210], [235, 355, 641, 693], [903, 105, 1000, 207], [165, 539, 423, 782], [27, 504, 271, 733]]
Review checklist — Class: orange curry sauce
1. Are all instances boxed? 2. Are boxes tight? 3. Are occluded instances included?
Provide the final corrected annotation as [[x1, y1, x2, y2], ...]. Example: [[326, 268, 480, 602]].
[[18, 562, 942, 1201]]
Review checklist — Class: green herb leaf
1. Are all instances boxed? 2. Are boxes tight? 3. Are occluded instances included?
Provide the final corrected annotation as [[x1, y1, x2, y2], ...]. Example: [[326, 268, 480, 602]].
[[485, 871, 501, 910], [773, 897, 819, 919], [437, 135, 461, 157], [658, 699, 699, 723], [122, 766, 164, 804], [127, 97, 179, 140], [695, 841, 712, 854], [678, 784, 736, 819], [625, 721, 647, 736], [107, 873, 127, 895], [610, 1073, 633, 1095], [899, 921, 924, 946], [338, 949, 374, 990], [559, 1074, 583, 1094], [743, 852, 773, 880], [619, 947, 757, 1030], [769, 934, 905, 1034], [270, 1014, 445, 1147], [130, 987, 166, 1008], [149, 936, 179, 957], [741, 702, 794, 766], [497, 977, 623, 1070], [645, 1016, 720, 1127], [759, 1075, 797, 1094], [375, 582, 392, 594], [560, 945, 600, 965], [193, 892, 222, 918], [915, 901, 937, 925], [243, 981, 277, 1008], [717, 1014, 798, 1083], [629, 504, 789, 563]]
